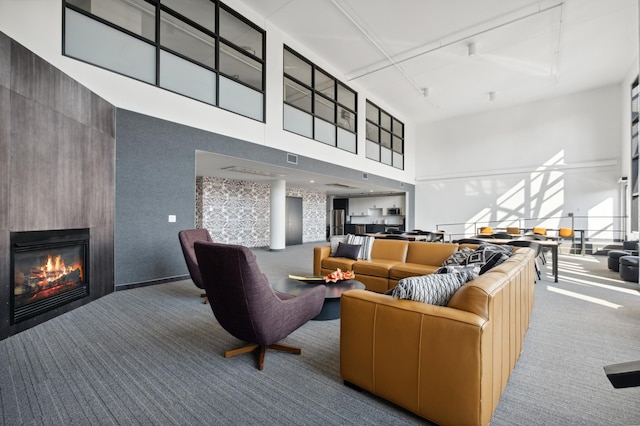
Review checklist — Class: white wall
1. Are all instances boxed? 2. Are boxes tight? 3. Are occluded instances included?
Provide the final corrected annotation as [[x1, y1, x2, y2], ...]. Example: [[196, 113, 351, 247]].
[[0, 0, 414, 186], [415, 85, 623, 240]]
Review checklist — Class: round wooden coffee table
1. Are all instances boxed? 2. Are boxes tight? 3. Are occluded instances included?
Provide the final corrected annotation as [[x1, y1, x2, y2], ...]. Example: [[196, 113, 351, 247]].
[[272, 278, 365, 320]]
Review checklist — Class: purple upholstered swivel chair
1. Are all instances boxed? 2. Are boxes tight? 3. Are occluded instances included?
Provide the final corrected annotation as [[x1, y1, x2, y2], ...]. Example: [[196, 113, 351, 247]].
[[178, 229, 213, 303], [194, 241, 325, 370]]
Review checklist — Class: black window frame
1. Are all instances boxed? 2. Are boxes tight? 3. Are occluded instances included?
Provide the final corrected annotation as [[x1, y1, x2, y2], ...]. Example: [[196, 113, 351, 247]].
[[283, 45, 358, 153], [366, 100, 404, 170], [62, 0, 267, 122]]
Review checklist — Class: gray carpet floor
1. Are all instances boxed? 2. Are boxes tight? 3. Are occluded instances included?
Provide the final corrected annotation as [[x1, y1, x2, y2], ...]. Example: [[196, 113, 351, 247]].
[[1, 242, 639, 425]]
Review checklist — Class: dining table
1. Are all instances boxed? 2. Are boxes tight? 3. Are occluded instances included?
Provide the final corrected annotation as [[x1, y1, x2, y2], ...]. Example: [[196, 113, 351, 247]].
[[489, 238, 559, 282]]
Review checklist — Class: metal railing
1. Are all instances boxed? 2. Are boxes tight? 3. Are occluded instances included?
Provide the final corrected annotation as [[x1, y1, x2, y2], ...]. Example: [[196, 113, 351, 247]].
[[435, 215, 629, 252]]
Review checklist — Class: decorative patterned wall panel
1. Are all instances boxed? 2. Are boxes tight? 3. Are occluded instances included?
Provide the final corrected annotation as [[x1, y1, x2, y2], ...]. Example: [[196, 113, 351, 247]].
[[196, 177, 326, 247]]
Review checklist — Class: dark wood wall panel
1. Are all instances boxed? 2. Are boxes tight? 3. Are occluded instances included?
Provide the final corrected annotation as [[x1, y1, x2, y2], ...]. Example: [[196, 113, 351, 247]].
[[11, 42, 91, 126], [0, 33, 9, 89], [89, 121, 115, 227], [90, 224, 114, 299], [0, 33, 115, 340], [10, 95, 92, 231], [0, 88, 9, 230], [91, 93, 115, 138]]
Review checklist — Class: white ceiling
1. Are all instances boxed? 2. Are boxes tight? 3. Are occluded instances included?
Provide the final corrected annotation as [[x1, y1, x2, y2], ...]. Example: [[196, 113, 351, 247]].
[[198, 0, 639, 195], [240, 0, 638, 123]]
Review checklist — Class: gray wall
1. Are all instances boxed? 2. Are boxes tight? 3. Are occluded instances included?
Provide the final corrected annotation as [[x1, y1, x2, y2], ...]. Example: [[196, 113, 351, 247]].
[[115, 109, 415, 287], [0, 33, 115, 339]]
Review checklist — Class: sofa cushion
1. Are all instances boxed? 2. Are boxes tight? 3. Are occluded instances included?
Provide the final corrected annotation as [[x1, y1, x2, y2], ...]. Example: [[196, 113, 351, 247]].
[[334, 242, 361, 260], [369, 239, 410, 262], [353, 259, 402, 277], [346, 234, 375, 260], [391, 272, 467, 306], [405, 242, 459, 266], [321, 256, 357, 272]]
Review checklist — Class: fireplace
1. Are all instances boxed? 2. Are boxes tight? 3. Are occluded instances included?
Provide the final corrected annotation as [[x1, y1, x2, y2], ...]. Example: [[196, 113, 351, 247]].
[[10, 229, 90, 324]]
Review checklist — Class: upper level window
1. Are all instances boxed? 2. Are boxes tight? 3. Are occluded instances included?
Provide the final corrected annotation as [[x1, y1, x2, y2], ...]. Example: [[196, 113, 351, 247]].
[[63, 0, 266, 122], [366, 100, 404, 169], [283, 46, 357, 154]]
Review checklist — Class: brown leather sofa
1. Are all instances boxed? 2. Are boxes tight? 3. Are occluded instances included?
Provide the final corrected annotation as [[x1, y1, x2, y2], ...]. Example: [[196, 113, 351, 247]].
[[314, 239, 460, 293], [340, 247, 536, 426]]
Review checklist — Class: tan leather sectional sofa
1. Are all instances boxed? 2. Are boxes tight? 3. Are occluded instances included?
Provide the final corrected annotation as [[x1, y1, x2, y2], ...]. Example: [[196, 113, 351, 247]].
[[340, 247, 537, 425], [314, 239, 461, 293]]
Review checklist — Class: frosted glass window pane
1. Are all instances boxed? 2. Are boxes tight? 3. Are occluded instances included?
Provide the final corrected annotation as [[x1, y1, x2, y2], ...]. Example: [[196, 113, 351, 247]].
[[160, 50, 216, 104], [381, 146, 392, 165], [284, 104, 312, 138], [393, 152, 404, 169], [219, 8, 263, 59], [366, 140, 380, 161], [161, 0, 216, 33], [67, 0, 155, 40], [219, 76, 264, 121], [65, 8, 155, 83], [161, 11, 215, 69], [314, 118, 335, 146], [220, 42, 263, 90], [337, 128, 356, 153]]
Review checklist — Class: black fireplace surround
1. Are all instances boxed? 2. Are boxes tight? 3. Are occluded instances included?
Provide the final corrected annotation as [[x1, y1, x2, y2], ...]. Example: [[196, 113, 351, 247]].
[[10, 229, 90, 324]]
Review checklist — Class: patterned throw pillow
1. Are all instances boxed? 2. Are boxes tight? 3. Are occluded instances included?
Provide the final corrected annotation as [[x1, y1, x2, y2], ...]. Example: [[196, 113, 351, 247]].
[[346, 234, 374, 260], [442, 247, 475, 267], [435, 264, 481, 281], [468, 243, 513, 274], [391, 273, 467, 306]]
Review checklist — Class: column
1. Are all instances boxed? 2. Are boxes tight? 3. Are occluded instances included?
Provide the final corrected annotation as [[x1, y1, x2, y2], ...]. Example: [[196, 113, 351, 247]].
[[270, 179, 286, 251]]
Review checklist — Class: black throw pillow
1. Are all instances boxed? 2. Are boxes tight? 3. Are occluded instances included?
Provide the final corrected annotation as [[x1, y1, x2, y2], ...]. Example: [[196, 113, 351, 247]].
[[334, 242, 362, 260]]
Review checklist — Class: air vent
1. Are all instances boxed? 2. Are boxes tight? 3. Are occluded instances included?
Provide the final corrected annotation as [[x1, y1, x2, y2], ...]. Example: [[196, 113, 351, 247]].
[[327, 183, 358, 189], [287, 153, 298, 164], [362, 173, 368, 180], [221, 166, 285, 178]]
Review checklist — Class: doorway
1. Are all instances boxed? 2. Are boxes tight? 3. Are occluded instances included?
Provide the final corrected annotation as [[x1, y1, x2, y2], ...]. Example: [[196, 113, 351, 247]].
[[286, 196, 303, 246]]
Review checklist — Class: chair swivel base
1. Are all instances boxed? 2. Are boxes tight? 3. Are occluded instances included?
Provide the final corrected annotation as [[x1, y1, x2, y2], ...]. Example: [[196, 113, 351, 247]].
[[224, 342, 301, 371]]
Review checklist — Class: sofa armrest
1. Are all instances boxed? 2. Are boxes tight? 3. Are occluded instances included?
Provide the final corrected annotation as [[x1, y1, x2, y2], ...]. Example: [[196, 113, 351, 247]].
[[313, 245, 331, 275], [340, 289, 489, 425]]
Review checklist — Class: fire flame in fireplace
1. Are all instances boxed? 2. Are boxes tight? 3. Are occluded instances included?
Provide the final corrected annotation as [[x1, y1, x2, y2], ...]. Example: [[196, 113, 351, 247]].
[[35, 254, 84, 285]]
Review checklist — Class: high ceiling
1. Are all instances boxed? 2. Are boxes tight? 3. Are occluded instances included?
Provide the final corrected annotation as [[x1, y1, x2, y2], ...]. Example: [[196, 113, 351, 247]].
[[239, 0, 638, 123], [198, 0, 638, 196]]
